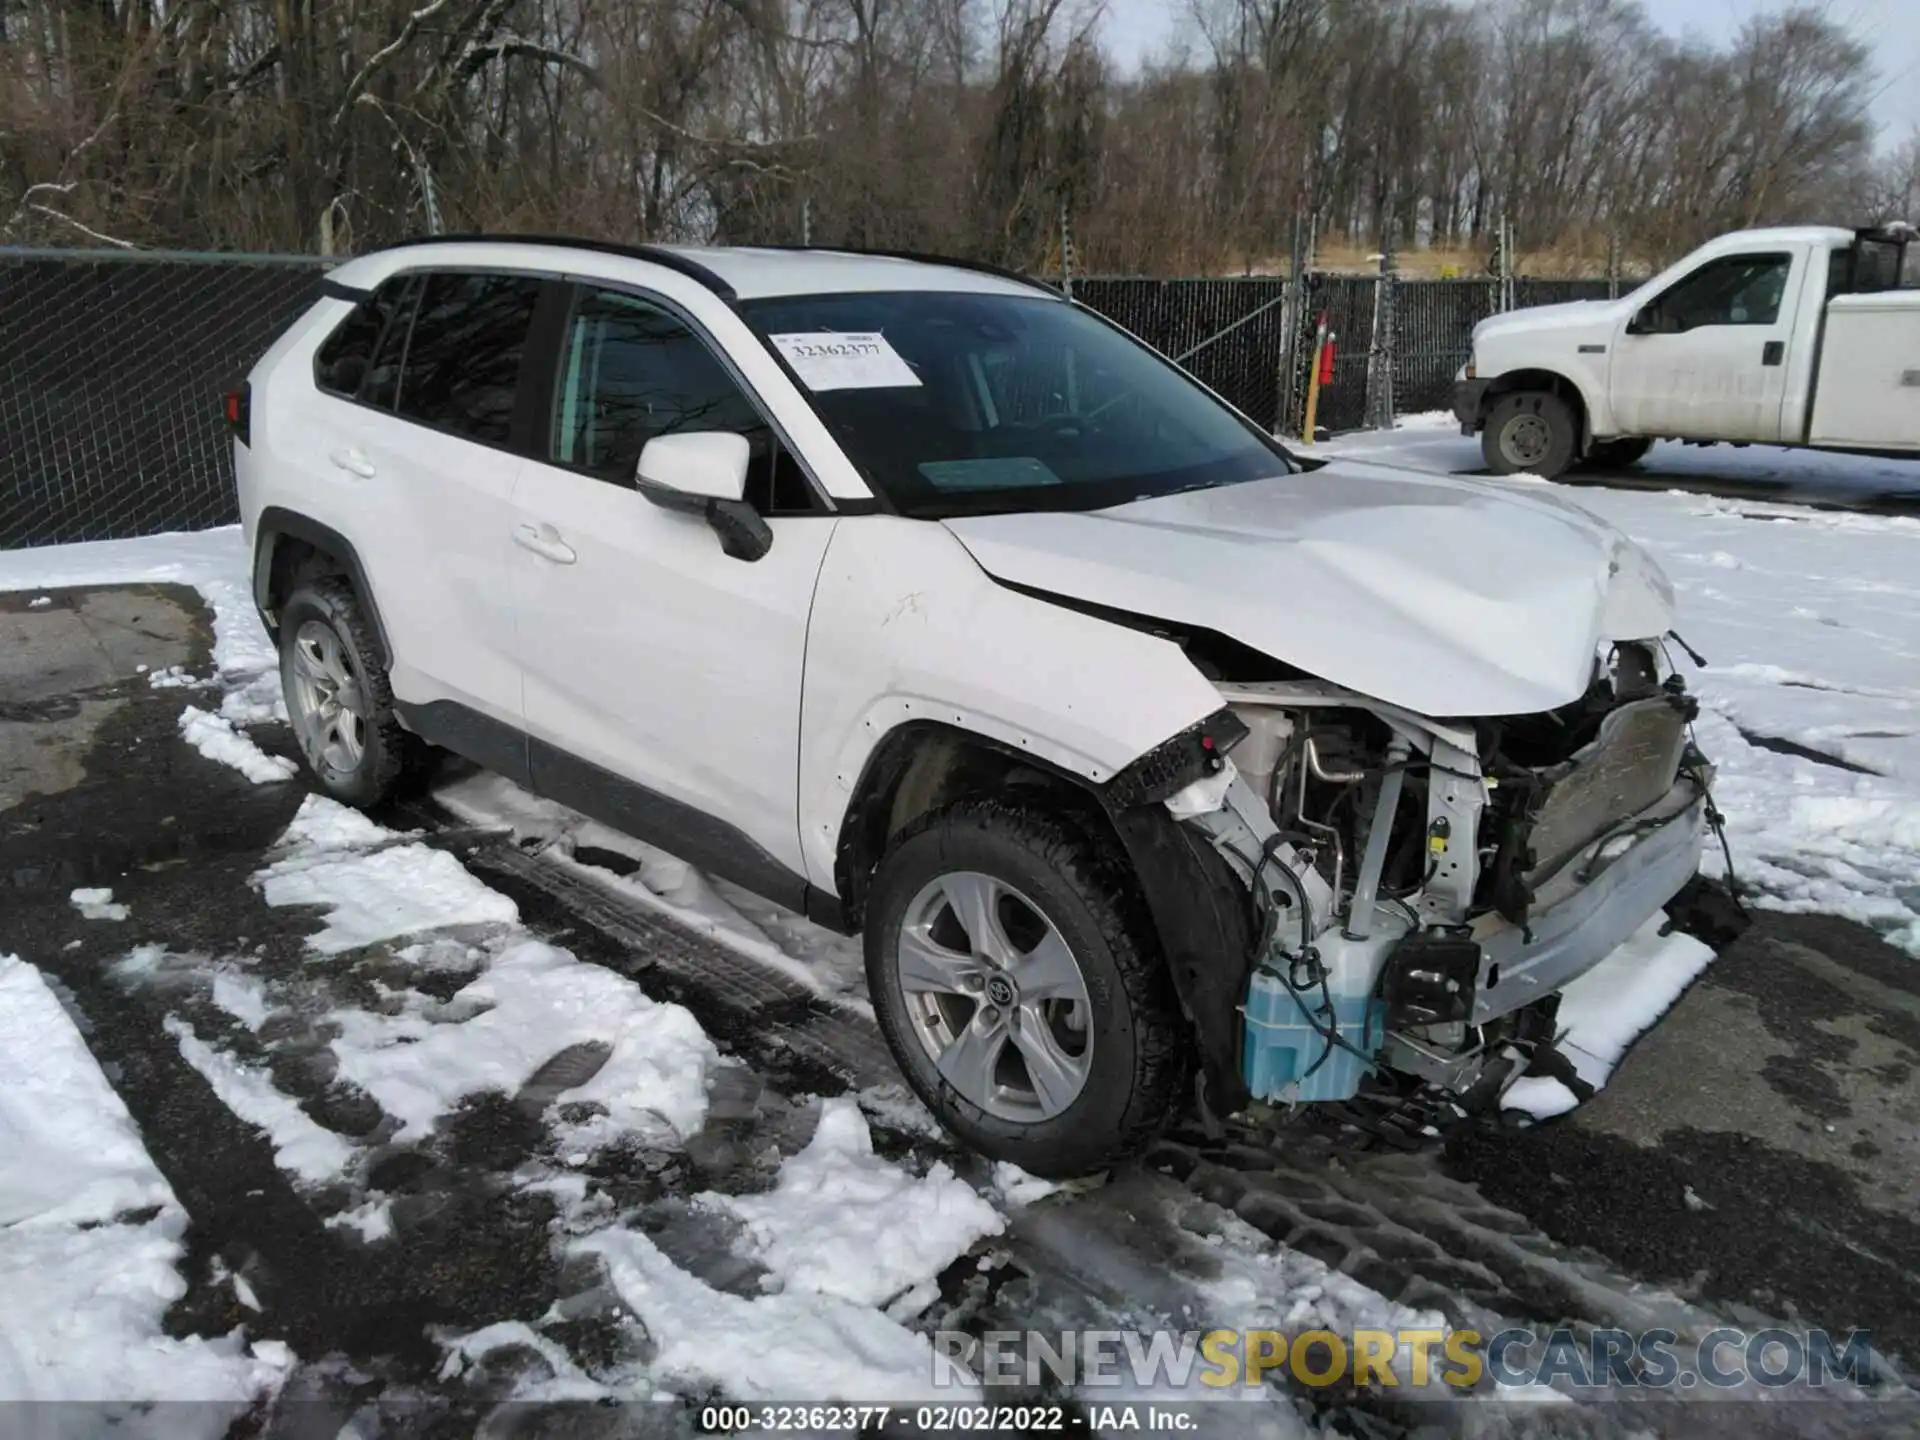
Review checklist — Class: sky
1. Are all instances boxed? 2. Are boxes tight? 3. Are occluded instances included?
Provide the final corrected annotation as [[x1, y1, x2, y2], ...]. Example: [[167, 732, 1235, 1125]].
[[1100, 0, 1920, 150]]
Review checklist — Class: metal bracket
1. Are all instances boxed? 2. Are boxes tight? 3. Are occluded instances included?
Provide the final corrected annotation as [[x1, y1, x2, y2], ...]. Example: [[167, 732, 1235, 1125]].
[[1417, 732, 1485, 926], [1179, 769, 1334, 945]]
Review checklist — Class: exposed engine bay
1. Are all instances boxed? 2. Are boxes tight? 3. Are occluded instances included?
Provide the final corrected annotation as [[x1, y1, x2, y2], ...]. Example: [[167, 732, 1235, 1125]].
[[1166, 637, 1716, 1116]]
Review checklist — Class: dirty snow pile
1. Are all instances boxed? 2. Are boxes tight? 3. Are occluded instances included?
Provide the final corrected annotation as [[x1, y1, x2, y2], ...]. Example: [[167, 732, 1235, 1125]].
[[560, 1103, 996, 1403], [69, 887, 131, 922], [0, 952, 291, 1412], [699, 1095, 1005, 1310], [178, 794, 718, 1171], [331, 938, 718, 1149], [0, 528, 292, 780], [253, 792, 517, 955], [163, 1013, 358, 1185], [106, 793, 1003, 1403]]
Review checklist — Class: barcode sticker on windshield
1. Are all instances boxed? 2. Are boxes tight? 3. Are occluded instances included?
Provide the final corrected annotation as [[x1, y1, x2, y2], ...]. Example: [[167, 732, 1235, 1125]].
[[769, 332, 922, 391]]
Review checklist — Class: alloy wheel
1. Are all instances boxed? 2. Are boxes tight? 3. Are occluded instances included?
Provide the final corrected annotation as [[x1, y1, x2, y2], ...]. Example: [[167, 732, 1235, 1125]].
[[895, 871, 1094, 1122], [288, 618, 367, 775]]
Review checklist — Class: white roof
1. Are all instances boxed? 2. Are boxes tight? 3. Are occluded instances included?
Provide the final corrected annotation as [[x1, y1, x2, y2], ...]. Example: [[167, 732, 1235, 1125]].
[[1701, 226, 1856, 250], [327, 238, 1050, 302]]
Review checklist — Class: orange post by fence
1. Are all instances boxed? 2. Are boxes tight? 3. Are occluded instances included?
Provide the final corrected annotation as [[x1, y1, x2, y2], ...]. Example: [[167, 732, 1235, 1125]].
[[1302, 314, 1333, 441]]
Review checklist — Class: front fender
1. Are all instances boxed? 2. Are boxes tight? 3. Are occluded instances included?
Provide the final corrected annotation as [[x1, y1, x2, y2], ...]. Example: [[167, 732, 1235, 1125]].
[[798, 517, 1225, 895]]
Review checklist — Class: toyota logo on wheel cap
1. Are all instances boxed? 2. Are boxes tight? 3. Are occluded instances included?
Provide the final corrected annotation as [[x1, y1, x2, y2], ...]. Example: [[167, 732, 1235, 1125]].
[[984, 974, 1018, 1008]]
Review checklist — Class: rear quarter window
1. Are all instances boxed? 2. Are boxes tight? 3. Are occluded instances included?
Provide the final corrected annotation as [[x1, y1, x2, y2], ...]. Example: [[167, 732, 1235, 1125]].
[[314, 277, 417, 400]]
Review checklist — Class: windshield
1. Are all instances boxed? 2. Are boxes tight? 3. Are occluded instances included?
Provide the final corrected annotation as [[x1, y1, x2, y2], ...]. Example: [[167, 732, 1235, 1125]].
[[738, 290, 1297, 517]]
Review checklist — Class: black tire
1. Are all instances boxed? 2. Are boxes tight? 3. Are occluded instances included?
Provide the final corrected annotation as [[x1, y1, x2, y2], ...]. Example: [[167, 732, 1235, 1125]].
[[863, 798, 1189, 1178], [1481, 390, 1578, 479], [1581, 436, 1653, 471], [277, 576, 429, 808]]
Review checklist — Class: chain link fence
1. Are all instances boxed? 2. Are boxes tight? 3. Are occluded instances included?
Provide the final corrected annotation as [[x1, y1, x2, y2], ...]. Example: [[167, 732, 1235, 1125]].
[[1071, 277, 1295, 432], [1, 249, 328, 548], [1, 248, 1614, 549]]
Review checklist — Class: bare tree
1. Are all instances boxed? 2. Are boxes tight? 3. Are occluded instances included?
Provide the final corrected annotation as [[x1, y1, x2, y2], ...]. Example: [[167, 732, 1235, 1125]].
[[0, 0, 1891, 269]]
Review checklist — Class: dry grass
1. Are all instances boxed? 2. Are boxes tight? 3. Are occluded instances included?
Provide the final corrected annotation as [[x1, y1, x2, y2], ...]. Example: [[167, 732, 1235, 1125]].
[[1201, 231, 1656, 281]]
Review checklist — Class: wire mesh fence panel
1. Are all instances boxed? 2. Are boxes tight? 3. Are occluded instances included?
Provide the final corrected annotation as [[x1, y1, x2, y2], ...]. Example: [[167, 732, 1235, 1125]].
[[1295, 275, 1379, 434], [1, 251, 1628, 554], [1294, 275, 1612, 434], [1, 251, 328, 549], [1517, 278, 1618, 307], [1394, 280, 1498, 415], [1072, 277, 1293, 431]]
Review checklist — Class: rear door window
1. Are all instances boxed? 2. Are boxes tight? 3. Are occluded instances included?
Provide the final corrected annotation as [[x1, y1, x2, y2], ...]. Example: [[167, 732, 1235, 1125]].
[[395, 272, 543, 447]]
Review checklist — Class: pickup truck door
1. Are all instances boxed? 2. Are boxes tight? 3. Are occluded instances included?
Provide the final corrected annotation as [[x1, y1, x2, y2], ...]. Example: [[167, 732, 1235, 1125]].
[[1609, 249, 1804, 443]]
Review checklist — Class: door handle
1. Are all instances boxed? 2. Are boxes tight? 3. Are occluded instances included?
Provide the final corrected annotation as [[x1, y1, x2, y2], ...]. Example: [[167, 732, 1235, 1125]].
[[513, 522, 577, 565], [328, 447, 377, 479], [1762, 340, 1785, 367]]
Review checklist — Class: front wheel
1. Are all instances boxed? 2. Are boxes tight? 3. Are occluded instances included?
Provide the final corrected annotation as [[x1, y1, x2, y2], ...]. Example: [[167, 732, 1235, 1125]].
[[863, 800, 1189, 1178], [1482, 390, 1578, 479]]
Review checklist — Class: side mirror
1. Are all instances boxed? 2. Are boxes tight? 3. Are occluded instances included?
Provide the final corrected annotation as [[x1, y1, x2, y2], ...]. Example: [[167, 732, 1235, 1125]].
[[637, 431, 750, 502], [1626, 305, 1656, 336], [634, 431, 771, 562]]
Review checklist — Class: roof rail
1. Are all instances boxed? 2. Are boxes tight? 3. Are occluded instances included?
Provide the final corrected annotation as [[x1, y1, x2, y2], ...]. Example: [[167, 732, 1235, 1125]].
[[352, 232, 737, 300], [738, 243, 1058, 296]]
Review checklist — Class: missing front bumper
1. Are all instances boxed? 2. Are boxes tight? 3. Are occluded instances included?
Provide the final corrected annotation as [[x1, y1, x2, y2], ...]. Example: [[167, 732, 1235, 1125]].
[[1470, 788, 1708, 1026]]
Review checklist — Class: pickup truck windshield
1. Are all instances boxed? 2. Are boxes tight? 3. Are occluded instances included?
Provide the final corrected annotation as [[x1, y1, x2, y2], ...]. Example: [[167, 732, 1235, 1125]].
[[739, 290, 1295, 517]]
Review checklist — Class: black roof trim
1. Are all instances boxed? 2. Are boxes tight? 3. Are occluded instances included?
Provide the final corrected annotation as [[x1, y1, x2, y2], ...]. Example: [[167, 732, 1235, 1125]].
[[351, 233, 737, 300], [734, 244, 1057, 297], [1855, 224, 1915, 247]]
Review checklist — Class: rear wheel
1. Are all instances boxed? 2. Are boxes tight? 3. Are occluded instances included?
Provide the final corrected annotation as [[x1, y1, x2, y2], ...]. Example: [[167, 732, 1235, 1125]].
[[1482, 390, 1578, 479], [863, 799, 1189, 1178], [278, 576, 428, 808]]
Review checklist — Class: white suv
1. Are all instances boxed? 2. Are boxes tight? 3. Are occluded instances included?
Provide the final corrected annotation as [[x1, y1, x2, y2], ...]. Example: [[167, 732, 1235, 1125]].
[[235, 237, 1713, 1176]]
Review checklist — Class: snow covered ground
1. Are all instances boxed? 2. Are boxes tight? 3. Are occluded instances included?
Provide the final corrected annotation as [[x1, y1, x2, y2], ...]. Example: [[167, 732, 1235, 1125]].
[[2, 438, 1916, 1416], [0, 952, 291, 1421]]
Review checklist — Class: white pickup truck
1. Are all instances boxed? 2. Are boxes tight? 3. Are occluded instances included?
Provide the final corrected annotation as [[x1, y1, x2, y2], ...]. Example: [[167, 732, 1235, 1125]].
[[1454, 224, 1919, 479]]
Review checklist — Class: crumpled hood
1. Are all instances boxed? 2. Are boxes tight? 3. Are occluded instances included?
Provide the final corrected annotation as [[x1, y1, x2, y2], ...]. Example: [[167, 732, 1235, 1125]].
[[941, 461, 1675, 718]]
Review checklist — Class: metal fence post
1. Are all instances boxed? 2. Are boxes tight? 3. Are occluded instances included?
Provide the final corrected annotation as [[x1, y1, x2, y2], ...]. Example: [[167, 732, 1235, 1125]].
[[1277, 205, 1306, 436], [1058, 201, 1076, 300], [1503, 216, 1516, 313], [1363, 224, 1398, 431]]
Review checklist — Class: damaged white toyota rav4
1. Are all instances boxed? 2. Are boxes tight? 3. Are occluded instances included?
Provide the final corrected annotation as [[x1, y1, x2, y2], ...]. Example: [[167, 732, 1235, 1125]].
[[234, 237, 1714, 1177]]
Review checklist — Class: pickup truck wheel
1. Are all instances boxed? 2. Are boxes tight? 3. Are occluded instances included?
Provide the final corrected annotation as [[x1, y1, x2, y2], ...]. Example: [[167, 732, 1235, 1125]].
[[1483, 391, 1577, 479], [1583, 437, 1654, 471], [278, 577, 428, 809], [864, 800, 1188, 1178]]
